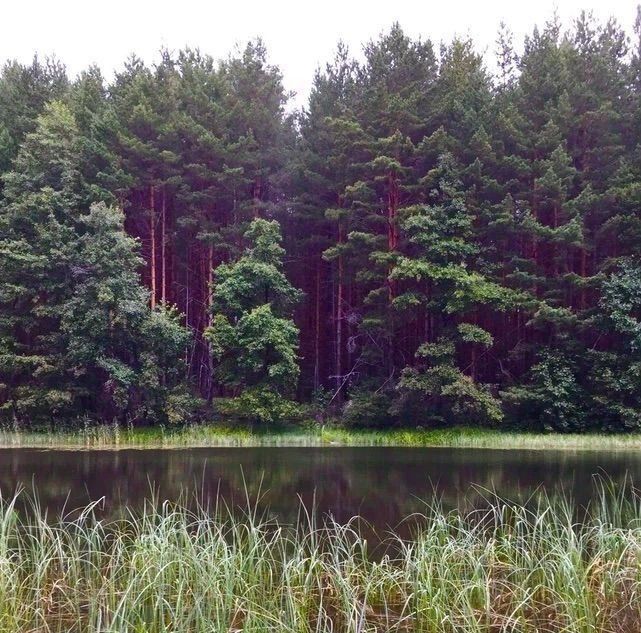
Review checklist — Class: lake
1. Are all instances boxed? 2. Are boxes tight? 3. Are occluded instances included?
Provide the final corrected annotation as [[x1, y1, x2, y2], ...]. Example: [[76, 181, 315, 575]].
[[0, 446, 640, 536]]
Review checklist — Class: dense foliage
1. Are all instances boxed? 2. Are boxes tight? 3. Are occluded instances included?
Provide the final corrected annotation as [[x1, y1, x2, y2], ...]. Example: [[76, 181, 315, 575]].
[[2, 11, 641, 430]]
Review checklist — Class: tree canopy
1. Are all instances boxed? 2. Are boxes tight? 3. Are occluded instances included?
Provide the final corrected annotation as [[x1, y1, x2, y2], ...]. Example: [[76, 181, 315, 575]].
[[2, 12, 641, 430]]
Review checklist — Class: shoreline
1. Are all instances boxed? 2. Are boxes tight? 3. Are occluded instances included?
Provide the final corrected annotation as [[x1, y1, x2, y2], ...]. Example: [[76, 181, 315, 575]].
[[1, 425, 641, 451]]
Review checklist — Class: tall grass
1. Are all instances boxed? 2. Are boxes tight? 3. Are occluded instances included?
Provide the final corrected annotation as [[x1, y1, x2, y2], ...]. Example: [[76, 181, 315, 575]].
[[4, 423, 641, 450], [1, 482, 641, 631]]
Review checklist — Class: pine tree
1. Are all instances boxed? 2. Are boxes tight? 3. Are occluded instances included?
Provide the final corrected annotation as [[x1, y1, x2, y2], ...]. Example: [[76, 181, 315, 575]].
[[3, 13, 641, 429], [0, 55, 69, 176], [319, 26, 438, 400], [390, 154, 518, 425], [292, 43, 359, 399]]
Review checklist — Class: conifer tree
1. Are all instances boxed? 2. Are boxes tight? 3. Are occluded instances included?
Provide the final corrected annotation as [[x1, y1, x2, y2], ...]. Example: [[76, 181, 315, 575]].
[[3, 13, 641, 429], [390, 154, 518, 424], [0, 56, 69, 176]]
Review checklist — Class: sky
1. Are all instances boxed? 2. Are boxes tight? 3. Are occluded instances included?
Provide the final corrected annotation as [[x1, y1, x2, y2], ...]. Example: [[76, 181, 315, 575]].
[[1, 0, 639, 108]]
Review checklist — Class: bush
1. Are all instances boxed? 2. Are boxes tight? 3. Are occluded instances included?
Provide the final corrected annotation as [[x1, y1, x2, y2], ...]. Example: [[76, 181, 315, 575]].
[[216, 387, 304, 424], [391, 365, 503, 428], [164, 388, 206, 426], [341, 389, 394, 428], [501, 351, 587, 431]]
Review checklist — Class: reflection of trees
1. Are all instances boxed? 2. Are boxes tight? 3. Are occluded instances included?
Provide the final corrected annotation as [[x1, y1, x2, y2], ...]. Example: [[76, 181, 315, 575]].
[[0, 447, 638, 539]]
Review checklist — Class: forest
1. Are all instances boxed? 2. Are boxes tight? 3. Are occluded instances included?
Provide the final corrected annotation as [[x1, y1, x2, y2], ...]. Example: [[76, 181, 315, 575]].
[[1, 11, 641, 432]]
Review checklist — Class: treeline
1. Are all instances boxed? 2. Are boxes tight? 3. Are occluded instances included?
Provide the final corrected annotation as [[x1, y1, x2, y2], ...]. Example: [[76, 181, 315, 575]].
[[2, 11, 641, 431]]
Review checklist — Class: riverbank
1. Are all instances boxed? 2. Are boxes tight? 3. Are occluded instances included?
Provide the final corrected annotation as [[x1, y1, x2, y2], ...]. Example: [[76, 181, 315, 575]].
[[1, 486, 639, 632], [2, 424, 641, 450]]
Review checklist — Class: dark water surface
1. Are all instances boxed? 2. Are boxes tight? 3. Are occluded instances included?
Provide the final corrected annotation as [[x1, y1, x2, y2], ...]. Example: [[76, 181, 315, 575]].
[[0, 446, 640, 532]]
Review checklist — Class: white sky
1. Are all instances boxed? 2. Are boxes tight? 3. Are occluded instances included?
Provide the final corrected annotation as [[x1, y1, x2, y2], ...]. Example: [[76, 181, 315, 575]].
[[1, 0, 639, 108]]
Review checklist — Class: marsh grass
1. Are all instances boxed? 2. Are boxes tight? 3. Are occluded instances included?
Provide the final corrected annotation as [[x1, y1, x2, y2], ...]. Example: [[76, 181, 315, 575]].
[[4, 423, 641, 451], [1, 481, 641, 631]]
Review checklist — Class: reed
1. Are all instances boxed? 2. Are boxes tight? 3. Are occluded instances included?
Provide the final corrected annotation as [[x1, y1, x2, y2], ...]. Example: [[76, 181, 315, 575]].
[[0, 482, 640, 631], [3, 424, 641, 451]]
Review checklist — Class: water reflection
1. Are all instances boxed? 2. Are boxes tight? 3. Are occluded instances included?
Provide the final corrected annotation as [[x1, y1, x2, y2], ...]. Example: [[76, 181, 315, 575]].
[[0, 447, 639, 532]]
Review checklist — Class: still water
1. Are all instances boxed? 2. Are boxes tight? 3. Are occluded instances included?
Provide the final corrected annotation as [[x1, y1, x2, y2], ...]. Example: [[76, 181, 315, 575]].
[[0, 446, 639, 530]]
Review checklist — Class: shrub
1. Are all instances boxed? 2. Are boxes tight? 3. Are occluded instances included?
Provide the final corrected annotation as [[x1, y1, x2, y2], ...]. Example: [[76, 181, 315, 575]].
[[341, 389, 394, 427], [216, 386, 304, 424]]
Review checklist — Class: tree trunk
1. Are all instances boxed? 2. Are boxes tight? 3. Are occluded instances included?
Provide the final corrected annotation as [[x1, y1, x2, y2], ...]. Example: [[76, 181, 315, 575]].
[[336, 221, 344, 398], [551, 201, 558, 278], [387, 172, 400, 301], [207, 245, 214, 317], [161, 185, 167, 304], [253, 177, 261, 218], [312, 258, 321, 391], [580, 247, 587, 310], [207, 243, 214, 401], [185, 241, 191, 366], [386, 172, 399, 374], [149, 184, 156, 309]]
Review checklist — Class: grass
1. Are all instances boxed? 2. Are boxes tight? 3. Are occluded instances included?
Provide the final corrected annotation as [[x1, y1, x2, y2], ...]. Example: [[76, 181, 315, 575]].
[[3, 423, 641, 450], [1, 481, 641, 632]]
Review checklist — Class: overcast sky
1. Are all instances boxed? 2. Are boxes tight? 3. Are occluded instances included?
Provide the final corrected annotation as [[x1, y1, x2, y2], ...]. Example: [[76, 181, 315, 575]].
[[1, 0, 639, 108]]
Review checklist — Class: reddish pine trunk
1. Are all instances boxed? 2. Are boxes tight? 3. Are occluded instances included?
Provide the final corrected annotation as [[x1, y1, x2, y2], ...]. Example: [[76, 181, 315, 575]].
[[206, 242, 214, 400], [253, 177, 261, 218], [161, 186, 167, 304], [470, 312, 479, 380], [580, 247, 587, 309], [150, 185, 156, 309], [314, 259, 321, 391], [551, 201, 558, 278], [387, 172, 399, 301], [531, 205, 538, 271], [336, 220, 344, 398], [386, 172, 399, 373], [207, 244, 214, 323]]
